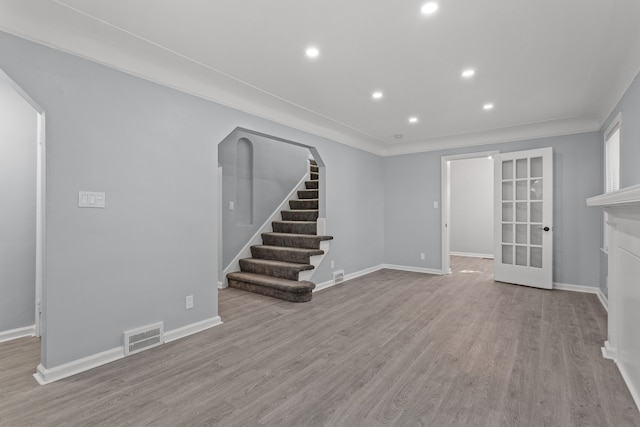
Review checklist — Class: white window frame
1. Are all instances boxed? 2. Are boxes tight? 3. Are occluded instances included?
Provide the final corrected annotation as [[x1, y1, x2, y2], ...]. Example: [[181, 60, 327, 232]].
[[603, 112, 621, 254]]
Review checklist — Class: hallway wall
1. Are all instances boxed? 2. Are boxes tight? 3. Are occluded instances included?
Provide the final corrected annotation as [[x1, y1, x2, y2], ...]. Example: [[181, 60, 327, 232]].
[[0, 75, 37, 333]]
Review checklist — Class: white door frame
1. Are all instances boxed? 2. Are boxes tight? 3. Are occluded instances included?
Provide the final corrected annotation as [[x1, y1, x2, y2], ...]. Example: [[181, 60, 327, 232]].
[[441, 150, 499, 274], [1, 70, 46, 338]]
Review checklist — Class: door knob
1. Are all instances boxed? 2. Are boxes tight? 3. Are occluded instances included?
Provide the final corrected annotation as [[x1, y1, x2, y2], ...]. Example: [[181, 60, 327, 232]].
[[542, 226, 550, 231]]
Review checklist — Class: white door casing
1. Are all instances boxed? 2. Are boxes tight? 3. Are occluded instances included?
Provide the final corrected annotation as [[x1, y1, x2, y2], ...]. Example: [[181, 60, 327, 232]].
[[494, 147, 553, 289]]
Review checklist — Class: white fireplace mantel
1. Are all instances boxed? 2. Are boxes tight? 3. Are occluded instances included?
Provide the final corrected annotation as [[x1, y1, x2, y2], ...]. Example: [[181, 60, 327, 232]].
[[587, 183, 640, 411]]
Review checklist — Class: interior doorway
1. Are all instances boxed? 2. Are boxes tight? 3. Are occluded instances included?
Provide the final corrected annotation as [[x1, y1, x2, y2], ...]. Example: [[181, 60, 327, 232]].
[[441, 151, 497, 275], [0, 69, 46, 343]]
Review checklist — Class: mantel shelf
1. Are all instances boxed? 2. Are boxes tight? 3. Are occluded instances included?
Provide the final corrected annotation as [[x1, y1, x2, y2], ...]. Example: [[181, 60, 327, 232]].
[[587, 183, 640, 208]]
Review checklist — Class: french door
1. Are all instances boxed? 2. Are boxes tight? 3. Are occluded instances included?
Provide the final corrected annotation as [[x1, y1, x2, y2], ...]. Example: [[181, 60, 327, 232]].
[[494, 147, 553, 289]]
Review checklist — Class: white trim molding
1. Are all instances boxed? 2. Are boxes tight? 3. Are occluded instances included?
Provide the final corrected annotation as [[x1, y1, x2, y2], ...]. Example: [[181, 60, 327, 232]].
[[552, 282, 608, 313], [552, 282, 600, 294], [33, 316, 223, 385], [0, 325, 35, 343], [382, 264, 445, 275], [314, 264, 384, 292], [597, 289, 609, 313], [587, 184, 640, 415], [34, 347, 125, 385], [164, 316, 222, 343], [450, 251, 494, 259]]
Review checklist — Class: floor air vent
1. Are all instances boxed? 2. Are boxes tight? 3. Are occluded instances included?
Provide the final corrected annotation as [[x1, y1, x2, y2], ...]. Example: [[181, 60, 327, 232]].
[[124, 322, 164, 356], [333, 270, 345, 285]]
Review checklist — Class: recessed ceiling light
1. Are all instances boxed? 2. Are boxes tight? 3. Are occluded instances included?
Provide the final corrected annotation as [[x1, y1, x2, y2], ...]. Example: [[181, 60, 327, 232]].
[[462, 69, 475, 78], [421, 2, 439, 15], [409, 116, 419, 123], [372, 91, 383, 100], [483, 103, 494, 110], [394, 134, 404, 139], [305, 46, 319, 58]]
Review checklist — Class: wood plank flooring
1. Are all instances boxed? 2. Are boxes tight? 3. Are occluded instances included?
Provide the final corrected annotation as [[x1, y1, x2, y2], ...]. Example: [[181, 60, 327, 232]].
[[0, 256, 638, 426]]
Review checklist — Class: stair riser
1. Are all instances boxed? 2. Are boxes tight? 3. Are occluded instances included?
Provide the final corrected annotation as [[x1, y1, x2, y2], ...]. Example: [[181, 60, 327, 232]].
[[289, 199, 319, 210], [310, 173, 319, 180], [310, 165, 319, 173], [239, 259, 303, 281], [305, 181, 318, 190], [262, 234, 324, 249], [228, 279, 312, 303], [272, 222, 317, 235], [281, 210, 319, 221], [297, 190, 319, 199], [250, 247, 316, 264]]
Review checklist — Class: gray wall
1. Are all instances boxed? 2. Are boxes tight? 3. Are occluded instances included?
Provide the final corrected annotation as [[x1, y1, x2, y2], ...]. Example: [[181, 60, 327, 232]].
[[384, 132, 603, 287], [450, 157, 494, 257], [0, 31, 385, 369], [0, 75, 37, 332], [219, 131, 310, 268], [598, 70, 640, 297]]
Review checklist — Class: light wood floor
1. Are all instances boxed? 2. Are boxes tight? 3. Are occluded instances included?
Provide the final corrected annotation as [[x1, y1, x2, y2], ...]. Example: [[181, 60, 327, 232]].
[[1, 257, 638, 426]]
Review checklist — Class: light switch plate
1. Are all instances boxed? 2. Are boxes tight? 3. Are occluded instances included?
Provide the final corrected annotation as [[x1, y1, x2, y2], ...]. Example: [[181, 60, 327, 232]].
[[79, 191, 106, 208]]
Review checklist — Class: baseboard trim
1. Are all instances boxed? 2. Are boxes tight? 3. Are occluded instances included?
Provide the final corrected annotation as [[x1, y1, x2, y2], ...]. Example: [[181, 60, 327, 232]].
[[617, 361, 640, 414], [553, 282, 599, 293], [0, 325, 35, 343], [602, 340, 617, 360], [450, 251, 494, 259], [164, 316, 223, 343], [34, 347, 124, 385], [553, 282, 608, 312], [314, 264, 384, 292], [597, 289, 609, 313], [34, 316, 223, 385], [382, 264, 445, 275]]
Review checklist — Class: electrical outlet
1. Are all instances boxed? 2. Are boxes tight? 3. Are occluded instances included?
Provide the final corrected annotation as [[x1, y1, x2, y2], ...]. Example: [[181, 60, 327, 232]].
[[331, 260, 335, 269], [185, 295, 194, 309], [229, 201, 235, 210], [420, 253, 426, 260]]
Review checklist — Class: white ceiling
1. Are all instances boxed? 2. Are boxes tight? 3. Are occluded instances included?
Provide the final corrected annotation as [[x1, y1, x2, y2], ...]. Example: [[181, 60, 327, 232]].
[[1, 0, 640, 156]]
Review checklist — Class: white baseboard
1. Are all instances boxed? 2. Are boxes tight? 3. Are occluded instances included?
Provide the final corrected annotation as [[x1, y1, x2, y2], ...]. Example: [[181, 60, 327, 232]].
[[217, 281, 225, 289], [597, 289, 609, 313], [553, 282, 599, 293], [34, 316, 223, 385], [617, 361, 640, 414], [0, 325, 35, 343], [382, 264, 445, 275], [450, 251, 494, 259], [314, 264, 384, 292], [602, 340, 617, 361], [553, 282, 608, 313], [164, 316, 222, 343], [34, 346, 124, 385]]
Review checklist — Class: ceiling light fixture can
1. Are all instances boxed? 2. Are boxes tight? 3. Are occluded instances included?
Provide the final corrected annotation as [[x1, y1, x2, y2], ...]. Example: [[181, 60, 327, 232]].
[[409, 117, 419, 123], [372, 91, 383, 99], [305, 47, 319, 58], [421, 2, 439, 15], [462, 69, 475, 78], [483, 103, 494, 110]]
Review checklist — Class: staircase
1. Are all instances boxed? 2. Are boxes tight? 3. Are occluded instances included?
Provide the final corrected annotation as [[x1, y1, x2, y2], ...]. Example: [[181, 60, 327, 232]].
[[226, 160, 333, 302]]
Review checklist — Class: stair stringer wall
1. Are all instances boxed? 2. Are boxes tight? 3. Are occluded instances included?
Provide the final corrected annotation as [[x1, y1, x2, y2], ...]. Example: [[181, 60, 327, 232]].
[[222, 172, 308, 287], [300, 240, 331, 281]]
